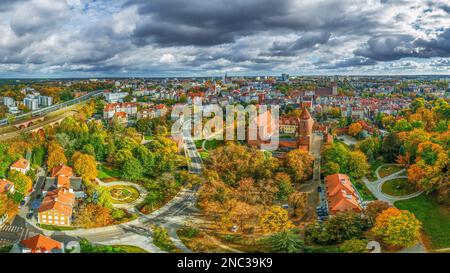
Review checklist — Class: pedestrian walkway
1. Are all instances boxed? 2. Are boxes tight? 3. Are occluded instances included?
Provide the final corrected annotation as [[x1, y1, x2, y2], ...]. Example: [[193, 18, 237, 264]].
[[362, 164, 422, 204]]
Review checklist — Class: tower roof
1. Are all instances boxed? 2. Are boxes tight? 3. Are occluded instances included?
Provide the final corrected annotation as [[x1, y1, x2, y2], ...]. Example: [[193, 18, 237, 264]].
[[299, 108, 312, 120]]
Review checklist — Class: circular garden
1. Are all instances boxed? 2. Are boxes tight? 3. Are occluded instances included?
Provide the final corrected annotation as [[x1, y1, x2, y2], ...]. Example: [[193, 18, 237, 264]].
[[109, 185, 140, 204], [381, 178, 418, 197]]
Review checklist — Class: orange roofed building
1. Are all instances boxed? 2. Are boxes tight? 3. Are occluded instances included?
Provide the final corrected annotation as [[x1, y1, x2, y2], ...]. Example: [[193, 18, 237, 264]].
[[38, 164, 77, 227], [325, 174, 362, 215], [10, 158, 31, 174], [12, 234, 63, 253]]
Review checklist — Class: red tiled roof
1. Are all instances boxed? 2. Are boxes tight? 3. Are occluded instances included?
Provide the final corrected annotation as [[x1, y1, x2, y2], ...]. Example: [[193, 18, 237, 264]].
[[325, 173, 362, 215], [0, 179, 14, 193], [51, 164, 73, 178], [38, 188, 75, 216], [20, 234, 62, 253], [11, 158, 30, 170]]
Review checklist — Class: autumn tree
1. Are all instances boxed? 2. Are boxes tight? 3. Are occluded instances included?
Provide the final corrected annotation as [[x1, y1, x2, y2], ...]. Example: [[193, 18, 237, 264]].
[[372, 207, 421, 248], [8, 170, 33, 194], [260, 206, 294, 233], [72, 152, 98, 184], [75, 203, 113, 228], [407, 141, 449, 201], [47, 141, 67, 169], [346, 151, 370, 179], [0, 194, 18, 216], [363, 200, 391, 225], [229, 200, 260, 232], [288, 192, 308, 217], [284, 149, 314, 182], [348, 122, 363, 137]]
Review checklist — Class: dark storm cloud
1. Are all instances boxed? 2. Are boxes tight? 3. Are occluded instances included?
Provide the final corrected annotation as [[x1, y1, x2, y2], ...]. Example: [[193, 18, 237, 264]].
[[126, 0, 379, 47], [354, 29, 450, 61], [267, 32, 331, 56], [354, 34, 420, 61], [127, 0, 292, 46]]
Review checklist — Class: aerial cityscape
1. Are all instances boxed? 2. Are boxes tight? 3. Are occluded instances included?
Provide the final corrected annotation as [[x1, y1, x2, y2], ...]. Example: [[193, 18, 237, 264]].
[[0, 0, 448, 264]]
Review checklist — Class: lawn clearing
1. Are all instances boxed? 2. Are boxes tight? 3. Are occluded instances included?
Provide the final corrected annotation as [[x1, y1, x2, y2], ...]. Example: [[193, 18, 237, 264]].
[[378, 164, 404, 178], [97, 164, 122, 180], [381, 178, 417, 196], [395, 194, 450, 249]]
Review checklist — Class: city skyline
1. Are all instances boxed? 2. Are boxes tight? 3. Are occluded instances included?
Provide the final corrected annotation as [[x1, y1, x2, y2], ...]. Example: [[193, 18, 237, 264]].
[[0, 0, 450, 77]]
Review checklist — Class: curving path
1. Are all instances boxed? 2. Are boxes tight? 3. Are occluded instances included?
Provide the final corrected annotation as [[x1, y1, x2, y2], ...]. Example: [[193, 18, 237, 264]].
[[363, 164, 423, 204]]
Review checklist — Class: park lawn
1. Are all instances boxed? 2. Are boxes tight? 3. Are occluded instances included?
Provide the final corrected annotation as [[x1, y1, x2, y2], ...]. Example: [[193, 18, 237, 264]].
[[395, 194, 450, 249], [111, 245, 149, 253], [366, 159, 385, 181], [194, 140, 203, 149], [378, 165, 404, 178], [354, 180, 376, 201], [37, 224, 77, 231], [381, 178, 417, 196], [0, 244, 13, 253], [97, 164, 122, 180], [204, 139, 222, 150]]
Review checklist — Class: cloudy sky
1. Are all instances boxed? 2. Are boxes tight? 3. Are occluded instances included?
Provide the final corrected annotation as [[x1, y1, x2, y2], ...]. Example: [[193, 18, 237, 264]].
[[0, 0, 450, 77]]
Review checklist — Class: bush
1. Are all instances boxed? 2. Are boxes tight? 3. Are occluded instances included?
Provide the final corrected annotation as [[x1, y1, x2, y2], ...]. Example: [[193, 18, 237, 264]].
[[152, 225, 179, 253], [178, 225, 200, 238], [340, 239, 369, 253]]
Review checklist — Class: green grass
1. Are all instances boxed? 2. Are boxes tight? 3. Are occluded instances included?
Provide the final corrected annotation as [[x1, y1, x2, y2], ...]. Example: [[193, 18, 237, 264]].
[[367, 159, 385, 182], [204, 139, 221, 150], [111, 245, 149, 253], [0, 245, 13, 253], [97, 164, 122, 180], [37, 224, 77, 231], [395, 194, 450, 249], [354, 180, 376, 201], [378, 165, 404, 178], [10, 191, 24, 203], [381, 178, 417, 196], [194, 140, 203, 149]]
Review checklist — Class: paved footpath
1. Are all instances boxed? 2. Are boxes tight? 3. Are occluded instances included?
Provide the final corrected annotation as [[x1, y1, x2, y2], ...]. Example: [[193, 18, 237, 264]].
[[363, 164, 426, 253], [363, 164, 423, 204]]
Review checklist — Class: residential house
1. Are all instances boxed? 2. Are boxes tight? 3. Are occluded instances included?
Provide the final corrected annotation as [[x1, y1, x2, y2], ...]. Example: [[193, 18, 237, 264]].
[[10, 158, 31, 174], [0, 179, 15, 194], [38, 164, 81, 227], [325, 173, 362, 215]]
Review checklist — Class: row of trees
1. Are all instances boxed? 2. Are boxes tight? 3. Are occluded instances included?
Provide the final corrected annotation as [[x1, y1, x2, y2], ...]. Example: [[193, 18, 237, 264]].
[[306, 201, 421, 251], [198, 143, 314, 233]]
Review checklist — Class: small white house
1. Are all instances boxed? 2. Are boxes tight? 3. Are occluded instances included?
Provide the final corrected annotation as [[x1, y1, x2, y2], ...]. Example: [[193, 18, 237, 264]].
[[10, 158, 31, 174]]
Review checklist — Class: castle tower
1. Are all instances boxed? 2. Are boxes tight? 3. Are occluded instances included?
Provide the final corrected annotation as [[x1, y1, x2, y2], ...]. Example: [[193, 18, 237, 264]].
[[299, 108, 314, 137], [298, 108, 314, 151], [332, 83, 338, 96]]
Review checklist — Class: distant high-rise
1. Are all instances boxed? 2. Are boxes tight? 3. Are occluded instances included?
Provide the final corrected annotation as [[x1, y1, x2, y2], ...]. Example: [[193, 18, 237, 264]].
[[281, 73, 289, 82], [223, 72, 227, 83]]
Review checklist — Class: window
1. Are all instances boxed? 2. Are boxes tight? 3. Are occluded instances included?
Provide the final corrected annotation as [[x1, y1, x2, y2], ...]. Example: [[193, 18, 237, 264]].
[[42, 215, 47, 219], [41, 219, 47, 223]]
